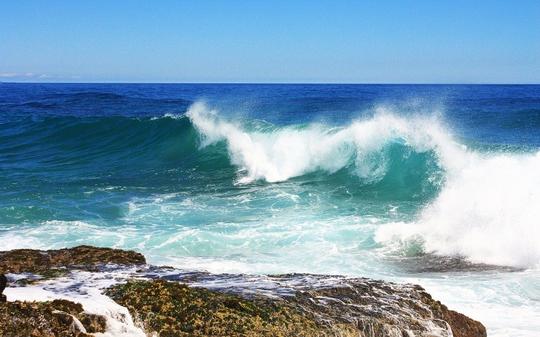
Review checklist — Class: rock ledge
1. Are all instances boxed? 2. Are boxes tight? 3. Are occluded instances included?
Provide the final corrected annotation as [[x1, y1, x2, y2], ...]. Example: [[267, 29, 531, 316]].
[[0, 246, 486, 337]]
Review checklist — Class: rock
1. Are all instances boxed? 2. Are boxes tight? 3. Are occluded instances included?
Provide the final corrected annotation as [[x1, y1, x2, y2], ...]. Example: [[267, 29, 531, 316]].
[[79, 313, 107, 333], [106, 279, 341, 337], [0, 245, 146, 274], [47, 299, 84, 315], [0, 274, 6, 302], [107, 278, 487, 337], [394, 253, 522, 273], [289, 277, 487, 337], [0, 299, 101, 337], [438, 307, 487, 337], [0, 246, 486, 337]]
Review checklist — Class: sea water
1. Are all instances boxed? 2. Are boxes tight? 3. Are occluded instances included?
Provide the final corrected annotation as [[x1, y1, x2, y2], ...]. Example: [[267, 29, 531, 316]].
[[1, 83, 539, 336]]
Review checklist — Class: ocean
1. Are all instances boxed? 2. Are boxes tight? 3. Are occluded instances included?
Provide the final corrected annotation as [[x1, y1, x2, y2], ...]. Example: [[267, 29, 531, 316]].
[[1, 83, 539, 336]]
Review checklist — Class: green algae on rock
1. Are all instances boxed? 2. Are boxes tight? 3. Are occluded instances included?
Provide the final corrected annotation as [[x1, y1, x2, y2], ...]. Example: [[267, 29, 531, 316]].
[[106, 279, 347, 337], [0, 299, 106, 337], [106, 279, 486, 337]]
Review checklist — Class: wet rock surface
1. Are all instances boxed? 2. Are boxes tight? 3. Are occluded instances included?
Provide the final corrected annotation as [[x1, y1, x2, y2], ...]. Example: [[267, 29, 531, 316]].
[[392, 253, 522, 273], [0, 274, 6, 302], [0, 246, 486, 337], [106, 279, 338, 337], [151, 272, 486, 337], [106, 277, 488, 337]]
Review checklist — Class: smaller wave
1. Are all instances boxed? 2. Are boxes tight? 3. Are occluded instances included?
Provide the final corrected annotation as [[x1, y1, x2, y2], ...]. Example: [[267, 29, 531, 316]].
[[18, 101, 59, 109], [44, 92, 192, 106], [0, 114, 197, 169], [46, 91, 128, 100]]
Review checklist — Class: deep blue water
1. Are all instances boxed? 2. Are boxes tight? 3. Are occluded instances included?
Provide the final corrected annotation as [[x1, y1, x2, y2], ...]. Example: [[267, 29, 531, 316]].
[[1, 83, 540, 335]]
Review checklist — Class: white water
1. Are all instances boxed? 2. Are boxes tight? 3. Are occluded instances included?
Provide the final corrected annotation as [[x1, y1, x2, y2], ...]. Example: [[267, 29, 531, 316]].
[[377, 150, 540, 268], [405, 270, 540, 337], [4, 271, 146, 337]]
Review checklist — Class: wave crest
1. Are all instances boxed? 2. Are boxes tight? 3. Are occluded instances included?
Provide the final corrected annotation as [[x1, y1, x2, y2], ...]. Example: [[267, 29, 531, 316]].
[[187, 101, 450, 184]]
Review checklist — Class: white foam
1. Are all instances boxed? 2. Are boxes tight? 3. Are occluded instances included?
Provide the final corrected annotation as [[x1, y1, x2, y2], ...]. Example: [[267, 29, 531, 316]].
[[0, 220, 133, 251], [404, 270, 540, 337], [4, 271, 146, 337], [376, 150, 540, 268]]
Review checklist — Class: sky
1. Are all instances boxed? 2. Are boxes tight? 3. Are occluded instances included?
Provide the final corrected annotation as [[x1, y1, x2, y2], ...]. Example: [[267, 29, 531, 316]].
[[1, 0, 539, 83]]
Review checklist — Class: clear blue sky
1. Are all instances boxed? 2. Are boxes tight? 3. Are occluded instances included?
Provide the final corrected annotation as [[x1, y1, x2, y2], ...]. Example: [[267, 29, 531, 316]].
[[1, 0, 539, 83]]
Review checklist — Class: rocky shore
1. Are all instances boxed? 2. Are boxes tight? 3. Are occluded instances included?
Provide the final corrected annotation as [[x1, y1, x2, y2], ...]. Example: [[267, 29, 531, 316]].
[[0, 246, 486, 337]]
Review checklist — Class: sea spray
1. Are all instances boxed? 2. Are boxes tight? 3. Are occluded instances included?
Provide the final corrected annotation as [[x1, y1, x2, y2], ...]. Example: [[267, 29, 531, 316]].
[[187, 101, 450, 184], [376, 150, 540, 268]]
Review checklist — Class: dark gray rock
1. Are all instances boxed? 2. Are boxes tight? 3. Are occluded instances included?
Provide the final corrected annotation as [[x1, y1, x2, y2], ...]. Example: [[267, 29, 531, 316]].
[[0, 274, 6, 302]]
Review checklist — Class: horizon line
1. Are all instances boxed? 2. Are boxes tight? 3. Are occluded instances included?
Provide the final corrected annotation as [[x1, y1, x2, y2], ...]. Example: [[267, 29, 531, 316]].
[[1, 81, 539, 85]]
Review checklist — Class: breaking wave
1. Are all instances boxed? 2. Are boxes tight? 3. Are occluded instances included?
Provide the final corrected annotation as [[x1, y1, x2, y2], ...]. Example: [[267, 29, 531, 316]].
[[187, 102, 540, 268]]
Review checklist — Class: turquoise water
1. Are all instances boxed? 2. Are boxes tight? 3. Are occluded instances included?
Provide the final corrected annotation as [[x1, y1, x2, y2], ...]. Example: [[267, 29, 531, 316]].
[[1, 83, 540, 335]]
